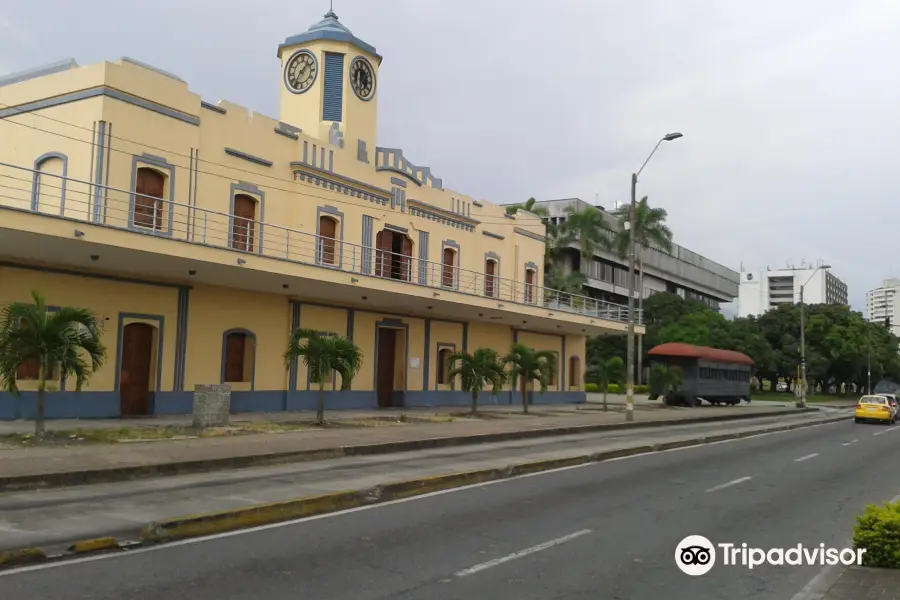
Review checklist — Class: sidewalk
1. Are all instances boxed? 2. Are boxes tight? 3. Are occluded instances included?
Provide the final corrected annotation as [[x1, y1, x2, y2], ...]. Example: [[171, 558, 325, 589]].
[[820, 566, 900, 598], [0, 403, 817, 483]]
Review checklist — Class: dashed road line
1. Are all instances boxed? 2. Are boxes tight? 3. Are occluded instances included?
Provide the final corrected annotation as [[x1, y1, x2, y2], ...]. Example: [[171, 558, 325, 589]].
[[705, 476, 752, 493], [454, 529, 593, 577], [795, 453, 819, 462]]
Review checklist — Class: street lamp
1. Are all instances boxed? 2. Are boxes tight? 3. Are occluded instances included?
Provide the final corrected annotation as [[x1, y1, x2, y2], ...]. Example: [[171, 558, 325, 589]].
[[798, 264, 831, 408], [625, 132, 683, 421]]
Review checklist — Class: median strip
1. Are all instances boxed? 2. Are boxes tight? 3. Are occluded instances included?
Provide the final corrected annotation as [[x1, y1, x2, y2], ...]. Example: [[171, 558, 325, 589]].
[[0, 413, 848, 570]]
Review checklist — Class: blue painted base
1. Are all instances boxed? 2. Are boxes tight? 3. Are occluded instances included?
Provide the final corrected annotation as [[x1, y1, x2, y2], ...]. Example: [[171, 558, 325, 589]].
[[0, 390, 586, 419]]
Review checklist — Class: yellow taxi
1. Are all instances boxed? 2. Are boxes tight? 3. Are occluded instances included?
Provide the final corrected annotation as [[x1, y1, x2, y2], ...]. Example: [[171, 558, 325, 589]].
[[855, 395, 896, 424]]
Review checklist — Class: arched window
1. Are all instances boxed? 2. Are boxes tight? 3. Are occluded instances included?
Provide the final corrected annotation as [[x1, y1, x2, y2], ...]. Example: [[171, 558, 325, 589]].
[[223, 330, 255, 383], [442, 247, 457, 288], [547, 352, 559, 387], [436, 347, 453, 385], [484, 258, 498, 297], [569, 356, 581, 389], [134, 168, 165, 230], [231, 194, 257, 252], [375, 229, 413, 281], [318, 215, 338, 265], [524, 268, 536, 303], [32, 154, 66, 214]]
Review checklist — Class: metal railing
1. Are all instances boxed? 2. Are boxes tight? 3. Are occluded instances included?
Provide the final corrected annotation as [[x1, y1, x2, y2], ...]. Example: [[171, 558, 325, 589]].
[[0, 161, 641, 324]]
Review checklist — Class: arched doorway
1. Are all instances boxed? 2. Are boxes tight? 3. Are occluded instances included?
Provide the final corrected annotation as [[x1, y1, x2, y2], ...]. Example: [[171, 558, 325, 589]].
[[569, 356, 581, 390], [120, 322, 155, 416], [134, 168, 165, 229], [375, 228, 413, 281]]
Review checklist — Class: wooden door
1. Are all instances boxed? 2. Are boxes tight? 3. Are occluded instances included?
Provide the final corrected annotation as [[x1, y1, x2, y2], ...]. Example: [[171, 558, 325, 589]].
[[120, 323, 154, 416], [232, 195, 256, 252], [485, 260, 496, 297], [442, 248, 455, 287], [319, 216, 337, 265], [400, 235, 412, 281], [375, 230, 393, 278], [134, 168, 164, 229], [224, 333, 246, 382], [376, 328, 396, 408]]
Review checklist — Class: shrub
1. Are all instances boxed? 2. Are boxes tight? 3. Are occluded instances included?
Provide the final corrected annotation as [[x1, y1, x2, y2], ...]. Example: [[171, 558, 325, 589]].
[[853, 501, 900, 568], [608, 383, 620, 394], [582, 383, 648, 395], [585, 383, 599, 393], [635, 385, 649, 394]]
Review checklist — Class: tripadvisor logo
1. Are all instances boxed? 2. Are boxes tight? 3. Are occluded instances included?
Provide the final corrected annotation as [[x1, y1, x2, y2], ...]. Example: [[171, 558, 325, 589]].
[[675, 535, 866, 575]]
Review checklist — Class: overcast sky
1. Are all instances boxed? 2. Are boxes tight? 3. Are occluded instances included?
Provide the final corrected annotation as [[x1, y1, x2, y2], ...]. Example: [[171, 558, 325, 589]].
[[2, 0, 899, 311]]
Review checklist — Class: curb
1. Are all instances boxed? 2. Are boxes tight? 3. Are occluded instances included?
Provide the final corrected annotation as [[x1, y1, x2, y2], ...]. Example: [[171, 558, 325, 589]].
[[0, 414, 848, 569], [0, 407, 824, 493]]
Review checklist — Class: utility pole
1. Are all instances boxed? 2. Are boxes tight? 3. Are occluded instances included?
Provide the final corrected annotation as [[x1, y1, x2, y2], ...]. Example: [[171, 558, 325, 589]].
[[625, 133, 682, 421], [798, 264, 830, 407]]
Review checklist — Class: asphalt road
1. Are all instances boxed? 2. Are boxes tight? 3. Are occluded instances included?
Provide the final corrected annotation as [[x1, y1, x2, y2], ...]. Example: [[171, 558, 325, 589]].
[[3, 413, 897, 600], [0, 409, 840, 551]]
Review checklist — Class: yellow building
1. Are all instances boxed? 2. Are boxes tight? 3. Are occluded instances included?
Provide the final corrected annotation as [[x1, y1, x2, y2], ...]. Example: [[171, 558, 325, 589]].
[[0, 10, 640, 419]]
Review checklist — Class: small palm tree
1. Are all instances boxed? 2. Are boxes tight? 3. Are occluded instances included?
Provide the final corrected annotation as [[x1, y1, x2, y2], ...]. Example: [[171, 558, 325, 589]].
[[505, 197, 549, 217], [649, 363, 684, 404], [0, 291, 107, 436], [446, 348, 507, 415], [284, 328, 362, 425], [504, 343, 557, 414], [590, 356, 625, 412]]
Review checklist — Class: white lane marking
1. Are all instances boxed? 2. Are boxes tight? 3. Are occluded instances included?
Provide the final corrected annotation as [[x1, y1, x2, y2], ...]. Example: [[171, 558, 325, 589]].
[[795, 453, 819, 462], [874, 427, 900, 436], [454, 529, 592, 578], [842, 440, 858, 446], [0, 418, 847, 577], [705, 476, 752, 493]]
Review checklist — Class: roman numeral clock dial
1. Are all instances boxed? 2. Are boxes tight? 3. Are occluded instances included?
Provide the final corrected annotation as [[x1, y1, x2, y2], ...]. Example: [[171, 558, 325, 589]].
[[285, 50, 317, 93], [350, 56, 376, 101]]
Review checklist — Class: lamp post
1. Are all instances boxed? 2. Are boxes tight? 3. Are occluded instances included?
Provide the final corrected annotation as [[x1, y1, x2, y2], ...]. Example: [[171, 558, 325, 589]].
[[798, 264, 831, 408], [625, 132, 682, 421]]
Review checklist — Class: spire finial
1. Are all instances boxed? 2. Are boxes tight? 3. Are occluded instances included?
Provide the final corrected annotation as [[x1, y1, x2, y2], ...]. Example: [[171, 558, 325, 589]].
[[325, 1, 337, 19]]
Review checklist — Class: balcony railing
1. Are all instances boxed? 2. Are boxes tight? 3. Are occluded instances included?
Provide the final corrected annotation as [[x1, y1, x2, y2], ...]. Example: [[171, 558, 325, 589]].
[[0, 161, 641, 324]]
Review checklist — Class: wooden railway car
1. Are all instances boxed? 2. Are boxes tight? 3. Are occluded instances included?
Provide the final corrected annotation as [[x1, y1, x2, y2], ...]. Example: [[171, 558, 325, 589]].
[[647, 342, 754, 407]]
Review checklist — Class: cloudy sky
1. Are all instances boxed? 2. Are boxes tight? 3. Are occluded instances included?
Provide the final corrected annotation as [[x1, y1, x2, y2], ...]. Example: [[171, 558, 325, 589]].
[[2, 0, 899, 311]]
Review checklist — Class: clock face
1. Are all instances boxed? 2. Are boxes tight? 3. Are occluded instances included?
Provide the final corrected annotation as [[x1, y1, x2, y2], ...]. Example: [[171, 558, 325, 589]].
[[285, 50, 317, 94], [350, 56, 376, 100]]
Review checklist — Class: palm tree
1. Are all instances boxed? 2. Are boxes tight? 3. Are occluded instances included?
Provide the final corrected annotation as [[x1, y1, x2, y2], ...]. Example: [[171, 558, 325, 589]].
[[504, 343, 557, 414], [505, 197, 549, 217], [0, 291, 107, 436], [589, 356, 625, 412], [649, 363, 684, 404], [284, 328, 363, 425], [544, 265, 587, 294], [446, 348, 507, 415], [613, 196, 673, 384], [560, 205, 611, 260]]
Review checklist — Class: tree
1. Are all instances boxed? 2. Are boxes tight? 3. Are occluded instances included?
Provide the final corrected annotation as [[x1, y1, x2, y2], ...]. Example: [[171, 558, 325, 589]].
[[588, 356, 624, 411], [543, 265, 587, 295], [612, 196, 674, 384], [649, 363, 684, 403], [559, 205, 611, 261], [0, 291, 107, 436], [446, 348, 507, 415], [284, 328, 362, 424], [505, 197, 549, 217], [504, 343, 557, 414]]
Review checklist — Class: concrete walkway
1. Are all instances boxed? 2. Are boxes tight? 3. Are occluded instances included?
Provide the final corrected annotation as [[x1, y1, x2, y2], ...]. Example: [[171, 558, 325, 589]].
[[0, 403, 808, 479], [819, 566, 900, 599]]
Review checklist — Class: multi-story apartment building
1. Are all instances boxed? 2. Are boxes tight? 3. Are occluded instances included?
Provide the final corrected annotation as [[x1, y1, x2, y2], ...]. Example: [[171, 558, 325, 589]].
[[866, 278, 900, 326], [0, 10, 641, 419], [737, 264, 848, 318], [532, 198, 739, 310]]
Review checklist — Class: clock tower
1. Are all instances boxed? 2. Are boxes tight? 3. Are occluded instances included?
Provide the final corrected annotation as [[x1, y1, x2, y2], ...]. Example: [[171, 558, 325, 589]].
[[277, 10, 382, 154]]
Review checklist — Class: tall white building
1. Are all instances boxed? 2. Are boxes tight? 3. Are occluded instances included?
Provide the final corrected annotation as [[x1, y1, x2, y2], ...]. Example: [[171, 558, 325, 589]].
[[737, 263, 848, 318], [866, 279, 900, 325]]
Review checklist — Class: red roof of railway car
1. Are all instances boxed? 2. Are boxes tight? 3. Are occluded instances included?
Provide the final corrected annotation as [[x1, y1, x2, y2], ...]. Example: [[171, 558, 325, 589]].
[[648, 342, 754, 366]]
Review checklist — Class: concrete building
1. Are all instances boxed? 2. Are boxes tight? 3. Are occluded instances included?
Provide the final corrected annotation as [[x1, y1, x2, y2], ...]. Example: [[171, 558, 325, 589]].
[[0, 10, 641, 419], [866, 279, 900, 325], [532, 198, 739, 310], [737, 263, 848, 318]]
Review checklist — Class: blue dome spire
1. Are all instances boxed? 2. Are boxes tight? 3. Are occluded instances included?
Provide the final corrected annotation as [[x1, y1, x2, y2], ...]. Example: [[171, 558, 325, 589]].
[[277, 9, 382, 63]]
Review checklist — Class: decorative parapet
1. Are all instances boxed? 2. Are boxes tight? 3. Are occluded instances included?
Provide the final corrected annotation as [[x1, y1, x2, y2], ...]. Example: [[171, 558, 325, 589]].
[[291, 163, 391, 206], [407, 199, 478, 232], [375, 147, 443, 190]]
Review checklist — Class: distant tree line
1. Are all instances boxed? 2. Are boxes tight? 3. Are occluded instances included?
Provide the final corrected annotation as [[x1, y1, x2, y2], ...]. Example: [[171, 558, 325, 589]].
[[588, 292, 900, 395]]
